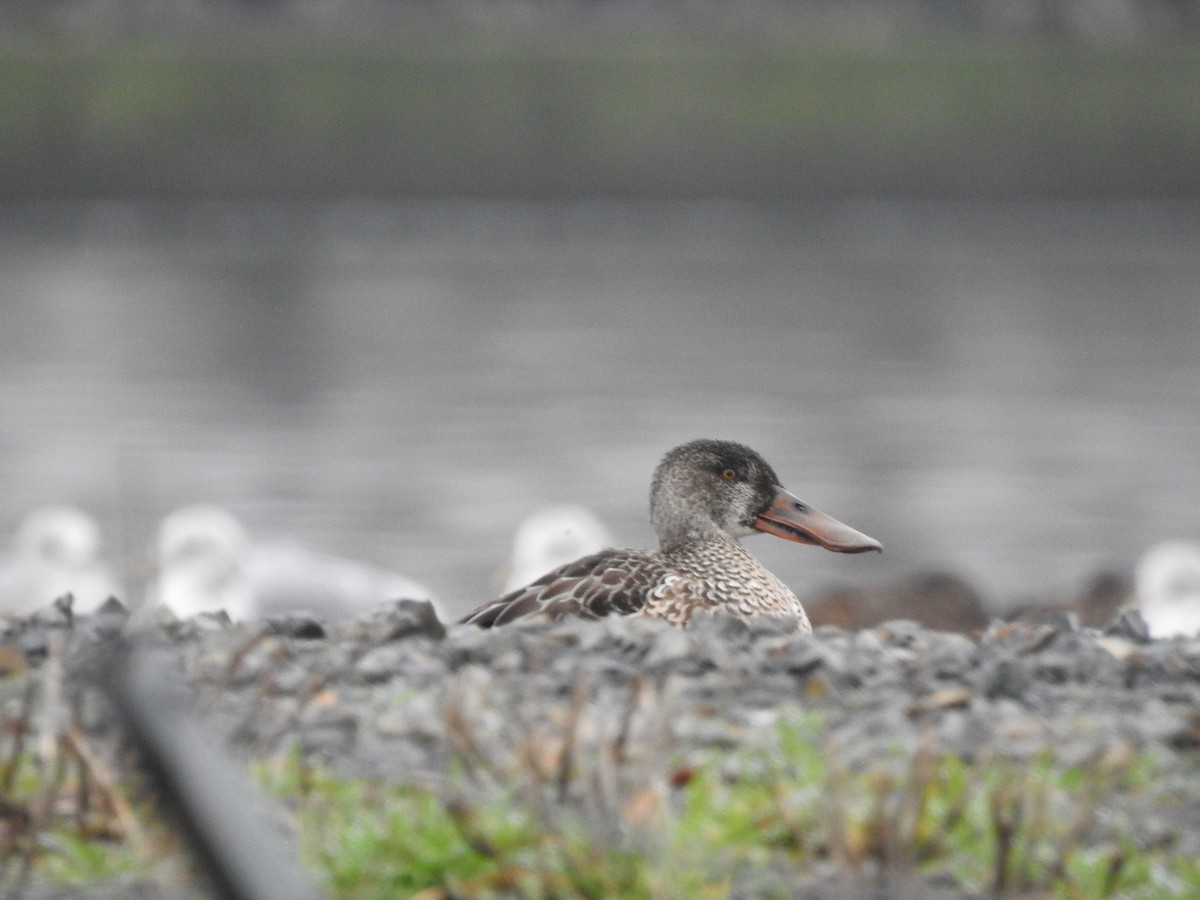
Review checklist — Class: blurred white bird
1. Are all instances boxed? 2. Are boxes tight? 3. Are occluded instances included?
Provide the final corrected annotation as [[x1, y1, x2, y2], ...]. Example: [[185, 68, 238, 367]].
[[501, 503, 613, 593], [147, 504, 437, 622], [0, 505, 123, 617], [1134, 540, 1200, 639]]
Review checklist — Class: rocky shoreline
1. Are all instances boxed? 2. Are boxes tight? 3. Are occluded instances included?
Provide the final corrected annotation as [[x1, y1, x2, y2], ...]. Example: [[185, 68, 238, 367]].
[[4, 596, 1200, 897]]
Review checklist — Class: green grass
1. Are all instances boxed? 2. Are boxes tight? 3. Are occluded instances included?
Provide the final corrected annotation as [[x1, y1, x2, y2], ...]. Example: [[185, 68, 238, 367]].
[[36, 832, 163, 886], [5, 707, 1198, 898], [0, 730, 186, 891], [252, 715, 1199, 899]]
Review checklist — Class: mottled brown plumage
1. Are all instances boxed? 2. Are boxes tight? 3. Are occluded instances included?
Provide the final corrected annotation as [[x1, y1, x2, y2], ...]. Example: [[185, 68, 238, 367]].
[[459, 439, 881, 632]]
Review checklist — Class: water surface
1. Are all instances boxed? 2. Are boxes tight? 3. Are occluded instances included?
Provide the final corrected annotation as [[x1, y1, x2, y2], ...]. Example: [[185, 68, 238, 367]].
[[3, 200, 1197, 618]]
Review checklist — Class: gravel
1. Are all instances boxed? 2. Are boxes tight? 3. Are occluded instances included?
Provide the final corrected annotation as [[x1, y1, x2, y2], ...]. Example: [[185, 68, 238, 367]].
[[3, 594, 1200, 897]]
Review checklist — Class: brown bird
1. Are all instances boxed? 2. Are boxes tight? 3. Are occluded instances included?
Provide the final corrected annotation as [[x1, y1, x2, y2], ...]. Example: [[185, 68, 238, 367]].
[[459, 439, 881, 632]]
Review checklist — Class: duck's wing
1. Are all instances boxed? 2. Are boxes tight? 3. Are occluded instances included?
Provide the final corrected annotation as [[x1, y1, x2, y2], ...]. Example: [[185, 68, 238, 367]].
[[459, 548, 679, 628]]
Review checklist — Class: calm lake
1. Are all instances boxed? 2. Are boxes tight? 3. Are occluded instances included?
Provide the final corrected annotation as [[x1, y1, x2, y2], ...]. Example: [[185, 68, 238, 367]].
[[3, 200, 1198, 619]]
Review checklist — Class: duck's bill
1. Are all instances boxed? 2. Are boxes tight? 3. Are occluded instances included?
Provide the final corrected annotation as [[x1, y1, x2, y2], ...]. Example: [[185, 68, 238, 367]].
[[754, 486, 882, 554]]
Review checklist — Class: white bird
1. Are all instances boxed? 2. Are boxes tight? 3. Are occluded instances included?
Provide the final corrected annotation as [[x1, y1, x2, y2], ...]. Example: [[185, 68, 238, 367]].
[[0, 505, 122, 617], [1134, 540, 1200, 639], [501, 503, 614, 593], [147, 504, 437, 622]]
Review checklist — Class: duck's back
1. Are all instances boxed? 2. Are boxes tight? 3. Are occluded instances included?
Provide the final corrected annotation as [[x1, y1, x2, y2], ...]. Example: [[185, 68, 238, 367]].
[[460, 548, 683, 627]]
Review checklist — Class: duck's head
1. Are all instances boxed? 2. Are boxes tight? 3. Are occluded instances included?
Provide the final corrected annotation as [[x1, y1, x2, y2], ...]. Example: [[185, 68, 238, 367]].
[[649, 439, 882, 553]]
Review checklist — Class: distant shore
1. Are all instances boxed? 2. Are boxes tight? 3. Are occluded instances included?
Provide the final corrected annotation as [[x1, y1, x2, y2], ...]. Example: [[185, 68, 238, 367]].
[[2, 28, 1198, 201]]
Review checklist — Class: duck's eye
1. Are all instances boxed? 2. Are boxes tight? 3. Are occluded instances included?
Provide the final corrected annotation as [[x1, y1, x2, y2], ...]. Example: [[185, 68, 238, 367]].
[[721, 468, 738, 481]]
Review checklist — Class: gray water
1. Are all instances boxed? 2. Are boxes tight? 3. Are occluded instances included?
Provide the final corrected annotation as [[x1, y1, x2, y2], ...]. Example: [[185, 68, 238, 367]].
[[3, 200, 1198, 619]]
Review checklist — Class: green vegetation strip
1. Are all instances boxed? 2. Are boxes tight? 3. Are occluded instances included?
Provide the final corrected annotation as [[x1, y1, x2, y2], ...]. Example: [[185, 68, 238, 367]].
[[256, 718, 1198, 899], [5, 711, 1199, 897], [2, 39, 1199, 197]]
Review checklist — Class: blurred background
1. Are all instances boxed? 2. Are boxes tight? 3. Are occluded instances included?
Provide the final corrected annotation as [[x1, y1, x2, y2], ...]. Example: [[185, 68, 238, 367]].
[[2, 1, 1198, 621]]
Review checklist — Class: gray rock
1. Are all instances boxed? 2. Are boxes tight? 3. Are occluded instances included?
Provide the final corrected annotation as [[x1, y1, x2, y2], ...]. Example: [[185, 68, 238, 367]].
[[267, 660, 313, 695], [767, 638, 825, 678], [298, 703, 359, 758], [354, 645, 408, 683], [643, 626, 713, 676], [265, 612, 327, 640], [18, 628, 51, 665], [30, 593, 75, 628], [76, 598, 131, 642], [1105, 607, 1152, 643], [349, 598, 446, 643], [980, 654, 1032, 701], [375, 693, 443, 744]]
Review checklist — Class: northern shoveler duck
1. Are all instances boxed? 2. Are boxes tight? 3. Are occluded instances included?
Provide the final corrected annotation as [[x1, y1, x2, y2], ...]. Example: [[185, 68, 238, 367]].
[[147, 504, 438, 622], [501, 503, 614, 593], [0, 505, 123, 617], [459, 439, 881, 632], [1134, 540, 1200, 638]]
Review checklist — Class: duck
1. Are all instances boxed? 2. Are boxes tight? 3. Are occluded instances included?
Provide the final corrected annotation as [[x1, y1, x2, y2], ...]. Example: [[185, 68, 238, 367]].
[[147, 504, 437, 622], [501, 503, 614, 593], [459, 439, 881, 631], [1134, 540, 1200, 639], [0, 505, 123, 617]]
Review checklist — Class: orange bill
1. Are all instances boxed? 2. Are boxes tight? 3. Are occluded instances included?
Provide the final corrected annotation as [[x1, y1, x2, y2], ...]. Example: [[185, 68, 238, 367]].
[[754, 486, 882, 554]]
